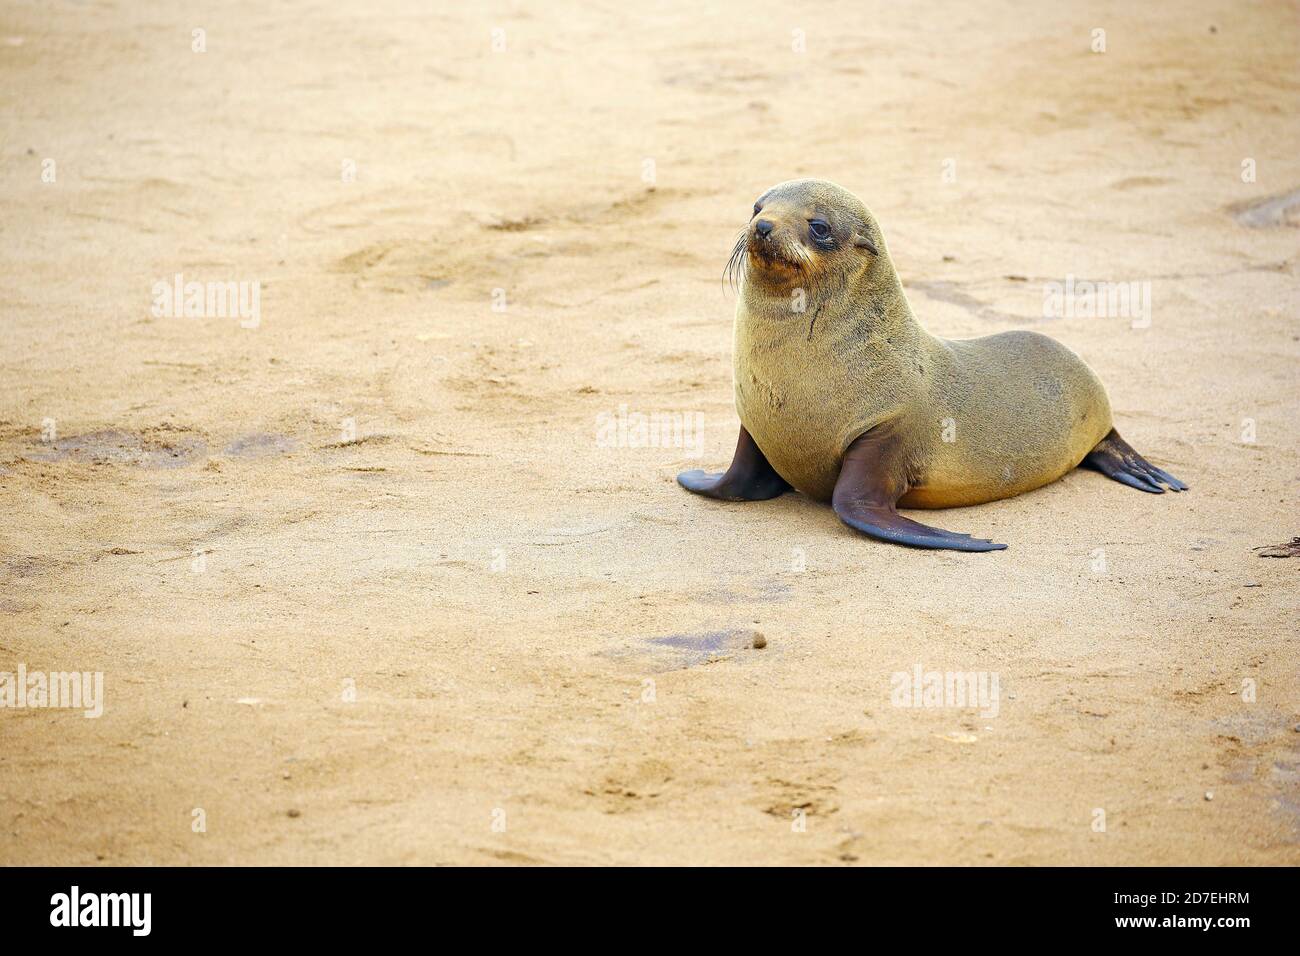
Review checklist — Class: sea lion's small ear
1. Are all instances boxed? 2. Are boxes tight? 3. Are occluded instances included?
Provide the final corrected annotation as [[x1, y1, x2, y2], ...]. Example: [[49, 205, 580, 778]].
[[854, 234, 878, 256]]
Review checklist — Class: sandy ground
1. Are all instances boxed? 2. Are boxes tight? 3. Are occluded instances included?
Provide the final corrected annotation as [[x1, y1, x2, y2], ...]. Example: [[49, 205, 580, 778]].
[[1, 0, 1297, 866]]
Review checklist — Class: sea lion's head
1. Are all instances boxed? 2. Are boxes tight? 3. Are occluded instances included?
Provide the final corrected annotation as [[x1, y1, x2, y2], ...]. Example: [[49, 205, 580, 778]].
[[728, 179, 883, 295]]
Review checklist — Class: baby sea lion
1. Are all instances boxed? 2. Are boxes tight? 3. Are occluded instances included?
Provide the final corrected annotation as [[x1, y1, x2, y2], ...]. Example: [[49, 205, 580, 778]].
[[678, 178, 1186, 552]]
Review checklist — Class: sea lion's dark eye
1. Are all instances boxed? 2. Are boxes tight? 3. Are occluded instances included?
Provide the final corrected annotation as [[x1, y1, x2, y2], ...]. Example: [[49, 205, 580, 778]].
[[808, 219, 832, 241], [752, 202, 762, 217]]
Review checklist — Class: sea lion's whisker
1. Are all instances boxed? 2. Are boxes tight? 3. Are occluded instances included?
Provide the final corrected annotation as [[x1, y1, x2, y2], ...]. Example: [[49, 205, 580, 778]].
[[724, 230, 748, 292]]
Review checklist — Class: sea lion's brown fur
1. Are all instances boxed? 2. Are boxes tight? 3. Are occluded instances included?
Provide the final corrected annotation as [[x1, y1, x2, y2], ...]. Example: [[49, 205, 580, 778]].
[[678, 178, 1185, 551], [732, 178, 1113, 507]]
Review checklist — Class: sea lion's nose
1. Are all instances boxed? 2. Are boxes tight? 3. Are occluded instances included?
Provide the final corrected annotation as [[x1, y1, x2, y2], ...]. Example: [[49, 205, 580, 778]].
[[754, 219, 774, 239]]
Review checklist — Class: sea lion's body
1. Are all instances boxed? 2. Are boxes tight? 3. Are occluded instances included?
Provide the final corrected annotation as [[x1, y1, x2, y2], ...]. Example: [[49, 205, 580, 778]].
[[735, 319, 1113, 507], [679, 178, 1184, 551]]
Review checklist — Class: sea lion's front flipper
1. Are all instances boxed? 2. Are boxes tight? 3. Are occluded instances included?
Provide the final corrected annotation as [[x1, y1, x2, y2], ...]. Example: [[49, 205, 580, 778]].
[[1082, 428, 1187, 494], [677, 426, 791, 501], [832, 429, 1007, 552]]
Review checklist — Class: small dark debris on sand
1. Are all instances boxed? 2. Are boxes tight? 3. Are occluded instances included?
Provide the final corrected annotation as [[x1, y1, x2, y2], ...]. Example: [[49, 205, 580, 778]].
[[1253, 537, 1300, 558]]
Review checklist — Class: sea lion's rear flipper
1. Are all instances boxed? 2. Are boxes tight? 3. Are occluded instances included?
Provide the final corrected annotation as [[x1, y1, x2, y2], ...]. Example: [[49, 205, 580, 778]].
[[1082, 429, 1187, 494], [832, 429, 1007, 552], [677, 426, 791, 501]]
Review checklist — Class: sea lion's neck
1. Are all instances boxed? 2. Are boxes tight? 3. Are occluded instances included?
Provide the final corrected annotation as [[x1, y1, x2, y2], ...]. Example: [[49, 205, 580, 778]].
[[853, 257, 923, 338], [739, 256, 926, 345]]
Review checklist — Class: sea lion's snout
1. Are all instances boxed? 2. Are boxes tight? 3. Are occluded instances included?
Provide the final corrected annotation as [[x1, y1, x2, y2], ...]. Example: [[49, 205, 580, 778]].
[[748, 214, 785, 251], [745, 211, 806, 275]]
